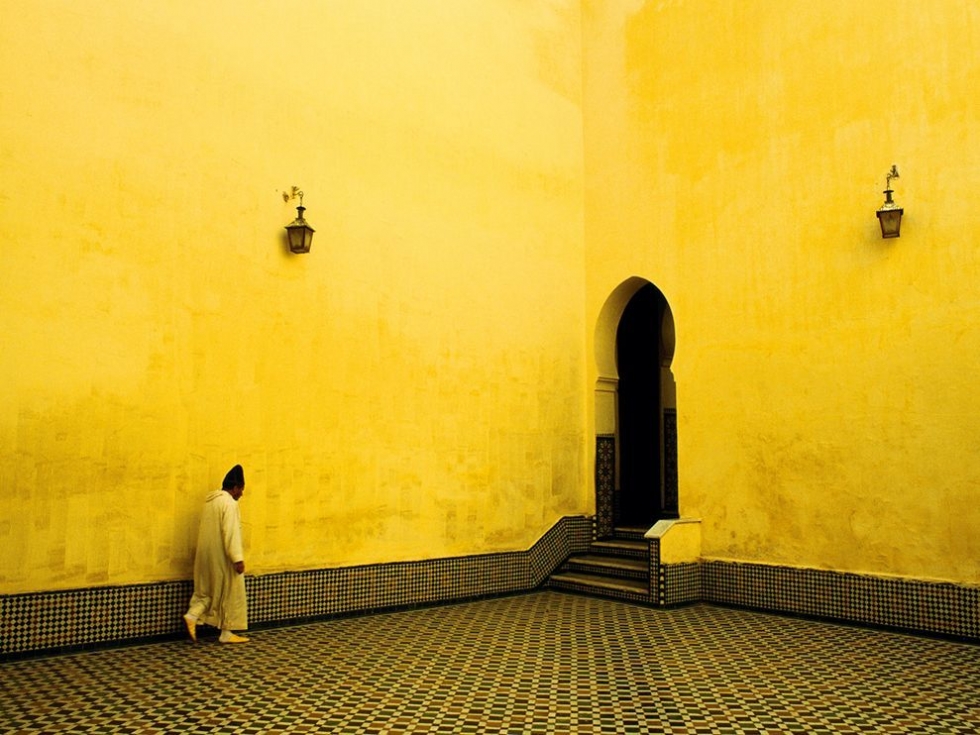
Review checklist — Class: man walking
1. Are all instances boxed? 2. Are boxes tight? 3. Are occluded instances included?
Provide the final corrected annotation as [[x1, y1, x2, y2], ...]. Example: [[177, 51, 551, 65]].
[[183, 464, 249, 644]]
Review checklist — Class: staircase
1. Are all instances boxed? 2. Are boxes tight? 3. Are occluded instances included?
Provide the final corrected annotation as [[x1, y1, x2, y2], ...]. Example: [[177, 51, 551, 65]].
[[548, 527, 651, 604]]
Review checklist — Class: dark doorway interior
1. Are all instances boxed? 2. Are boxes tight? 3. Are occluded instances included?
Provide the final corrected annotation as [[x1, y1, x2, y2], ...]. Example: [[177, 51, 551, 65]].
[[616, 283, 667, 527]]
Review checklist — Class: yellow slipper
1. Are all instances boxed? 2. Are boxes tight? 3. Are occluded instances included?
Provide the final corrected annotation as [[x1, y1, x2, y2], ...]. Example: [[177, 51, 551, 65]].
[[219, 633, 250, 644], [183, 615, 197, 643]]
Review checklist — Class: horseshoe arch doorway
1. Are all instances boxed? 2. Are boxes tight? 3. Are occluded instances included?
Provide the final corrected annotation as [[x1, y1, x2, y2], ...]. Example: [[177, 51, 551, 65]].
[[594, 278, 678, 537]]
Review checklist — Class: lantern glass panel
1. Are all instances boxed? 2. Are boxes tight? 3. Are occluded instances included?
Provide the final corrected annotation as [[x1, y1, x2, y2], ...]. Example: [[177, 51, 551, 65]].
[[877, 208, 903, 239]]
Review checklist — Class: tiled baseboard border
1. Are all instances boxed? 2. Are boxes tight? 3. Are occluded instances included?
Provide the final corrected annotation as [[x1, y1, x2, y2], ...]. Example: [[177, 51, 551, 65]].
[[4, 523, 977, 659], [701, 559, 980, 642], [0, 515, 593, 660], [659, 561, 702, 607], [650, 554, 977, 642]]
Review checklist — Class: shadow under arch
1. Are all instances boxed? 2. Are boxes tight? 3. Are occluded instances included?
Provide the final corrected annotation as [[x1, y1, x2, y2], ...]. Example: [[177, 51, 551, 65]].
[[594, 277, 677, 538]]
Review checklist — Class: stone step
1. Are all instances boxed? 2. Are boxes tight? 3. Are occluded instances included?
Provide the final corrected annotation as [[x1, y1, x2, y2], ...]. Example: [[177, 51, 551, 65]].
[[564, 554, 648, 580], [549, 571, 649, 599], [612, 526, 649, 540], [590, 538, 649, 559]]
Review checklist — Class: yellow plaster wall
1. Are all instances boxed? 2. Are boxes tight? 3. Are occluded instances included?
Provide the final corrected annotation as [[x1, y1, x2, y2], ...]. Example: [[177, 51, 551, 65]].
[[648, 519, 702, 565], [583, 1, 980, 584], [0, 1, 587, 593], [6, 0, 977, 597]]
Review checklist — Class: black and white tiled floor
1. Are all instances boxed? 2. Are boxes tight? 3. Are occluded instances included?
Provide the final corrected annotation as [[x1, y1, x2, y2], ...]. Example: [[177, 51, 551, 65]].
[[1, 591, 978, 733]]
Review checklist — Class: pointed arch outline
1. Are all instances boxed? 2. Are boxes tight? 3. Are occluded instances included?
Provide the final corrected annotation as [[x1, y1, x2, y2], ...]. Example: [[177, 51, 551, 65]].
[[595, 276, 674, 381], [593, 276, 677, 537]]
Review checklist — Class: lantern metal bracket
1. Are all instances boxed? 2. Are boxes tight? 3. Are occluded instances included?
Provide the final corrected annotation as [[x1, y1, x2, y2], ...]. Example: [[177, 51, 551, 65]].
[[876, 164, 904, 239], [283, 186, 315, 254]]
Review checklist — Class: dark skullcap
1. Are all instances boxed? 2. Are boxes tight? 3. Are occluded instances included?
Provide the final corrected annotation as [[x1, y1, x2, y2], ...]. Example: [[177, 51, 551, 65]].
[[222, 464, 245, 489]]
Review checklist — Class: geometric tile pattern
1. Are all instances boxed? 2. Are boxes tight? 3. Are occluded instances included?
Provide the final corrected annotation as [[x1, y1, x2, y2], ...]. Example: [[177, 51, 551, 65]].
[[650, 533, 662, 602], [595, 435, 615, 539], [662, 408, 678, 515], [0, 516, 594, 659], [661, 561, 702, 606], [649, 536, 700, 608], [1, 591, 978, 734], [529, 516, 594, 584], [0, 580, 193, 660], [703, 559, 980, 642], [5, 520, 979, 660]]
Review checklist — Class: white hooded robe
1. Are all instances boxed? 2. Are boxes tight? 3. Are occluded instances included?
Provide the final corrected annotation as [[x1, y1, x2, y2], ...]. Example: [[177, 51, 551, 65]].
[[187, 489, 247, 631]]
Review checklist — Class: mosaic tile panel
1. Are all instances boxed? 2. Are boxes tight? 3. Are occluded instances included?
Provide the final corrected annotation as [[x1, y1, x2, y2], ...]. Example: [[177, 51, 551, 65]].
[[0, 580, 192, 659], [649, 535, 661, 605], [595, 435, 615, 539], [0, 515, 593, 659], [662, 562, 702, 607], [6, 523, 978, 660], [2, 592, 978, 734], [529, 515, 594, 585], [703, 559, 980, 641], [663, 408, 678, 516]]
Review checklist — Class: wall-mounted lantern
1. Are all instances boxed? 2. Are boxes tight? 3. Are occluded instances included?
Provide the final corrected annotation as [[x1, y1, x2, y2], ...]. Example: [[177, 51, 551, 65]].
[[876, 165, 903, 239], [284, 189, 315, 253]]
